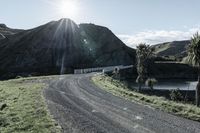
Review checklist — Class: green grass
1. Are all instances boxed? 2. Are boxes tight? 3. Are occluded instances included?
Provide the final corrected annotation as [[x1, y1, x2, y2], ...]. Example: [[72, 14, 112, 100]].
[[92, 74, 200, 122], [154, 43, 170, 54], [0, 77, 61, 133]]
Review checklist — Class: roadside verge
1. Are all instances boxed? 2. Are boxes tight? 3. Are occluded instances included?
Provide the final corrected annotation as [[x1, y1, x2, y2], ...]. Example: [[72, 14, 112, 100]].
[[92, 74, 200, 122], [0, 77, 61, 133]]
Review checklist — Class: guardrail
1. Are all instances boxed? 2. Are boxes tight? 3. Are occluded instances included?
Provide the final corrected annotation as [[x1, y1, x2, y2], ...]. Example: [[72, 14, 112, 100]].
[[74, 65, 133, 74]]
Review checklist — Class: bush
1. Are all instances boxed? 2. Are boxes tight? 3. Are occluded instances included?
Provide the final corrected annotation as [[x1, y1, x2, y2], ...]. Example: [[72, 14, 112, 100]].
[[112, 67, 120, 80], [145, 78, 157, 89], [170, 88, 183, 101]]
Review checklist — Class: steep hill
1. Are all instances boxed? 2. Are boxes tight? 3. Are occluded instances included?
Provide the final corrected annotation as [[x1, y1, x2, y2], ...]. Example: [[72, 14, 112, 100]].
[[79, 24, 134, 66], [0, 19, 135, 79]]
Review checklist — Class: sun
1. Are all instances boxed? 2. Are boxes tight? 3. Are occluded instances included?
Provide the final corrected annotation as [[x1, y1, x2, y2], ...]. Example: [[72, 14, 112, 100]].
[[58, 0, 78, 18]]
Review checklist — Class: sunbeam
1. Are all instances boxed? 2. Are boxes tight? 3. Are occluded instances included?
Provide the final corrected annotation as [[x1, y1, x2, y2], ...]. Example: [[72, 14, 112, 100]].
[[51, 19, 80, 75]]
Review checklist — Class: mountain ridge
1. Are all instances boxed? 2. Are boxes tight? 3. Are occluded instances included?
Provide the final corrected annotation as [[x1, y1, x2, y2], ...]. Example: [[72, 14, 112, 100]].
[[0, 23, 23, 37], [0, 18, 135, 79]]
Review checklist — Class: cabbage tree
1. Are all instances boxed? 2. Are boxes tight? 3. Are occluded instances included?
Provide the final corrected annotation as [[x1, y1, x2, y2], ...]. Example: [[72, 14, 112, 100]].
[[136, 43, 154, 91], [187, 32, 200, 106]]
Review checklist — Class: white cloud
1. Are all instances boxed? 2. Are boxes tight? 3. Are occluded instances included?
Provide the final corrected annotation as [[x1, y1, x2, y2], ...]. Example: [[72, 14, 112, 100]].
[[118, 27, 200, 48]]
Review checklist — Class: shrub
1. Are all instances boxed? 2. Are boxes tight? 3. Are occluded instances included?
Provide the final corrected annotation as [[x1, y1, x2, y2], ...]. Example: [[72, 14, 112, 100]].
[[145, 78, 157, 89], [170, 88, 183, 101], [112, 67, 120, 80]]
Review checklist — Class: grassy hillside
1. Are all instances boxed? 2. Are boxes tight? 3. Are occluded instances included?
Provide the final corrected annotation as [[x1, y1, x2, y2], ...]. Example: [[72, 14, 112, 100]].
[[0, 77, 61, 133], [153, 40, 190, 60]]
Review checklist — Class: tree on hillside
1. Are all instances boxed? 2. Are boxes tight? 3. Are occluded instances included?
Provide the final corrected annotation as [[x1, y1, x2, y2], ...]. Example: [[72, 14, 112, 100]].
[[136, 43, 154, 91], [187, 32, 200, 106]]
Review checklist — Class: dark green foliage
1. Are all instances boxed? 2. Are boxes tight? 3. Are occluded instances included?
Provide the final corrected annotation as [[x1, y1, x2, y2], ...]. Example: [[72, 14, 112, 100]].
[[170, 88, 184, 101], [187, 32, 200, 106], [187, 32, 200, 66], [136, 43, 154, 90]]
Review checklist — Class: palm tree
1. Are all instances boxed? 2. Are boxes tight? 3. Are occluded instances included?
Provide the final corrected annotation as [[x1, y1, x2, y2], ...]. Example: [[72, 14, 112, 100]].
[[187, 32, 200, 106], [136, 43, 154, 91]]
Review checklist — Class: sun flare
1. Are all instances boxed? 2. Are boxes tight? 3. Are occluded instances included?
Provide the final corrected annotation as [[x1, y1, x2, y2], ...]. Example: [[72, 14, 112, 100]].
[[58, 0, 78, 18]]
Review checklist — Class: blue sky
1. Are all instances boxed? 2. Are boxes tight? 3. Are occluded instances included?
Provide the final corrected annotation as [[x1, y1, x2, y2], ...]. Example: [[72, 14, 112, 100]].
[[1, 0, 200, 47]]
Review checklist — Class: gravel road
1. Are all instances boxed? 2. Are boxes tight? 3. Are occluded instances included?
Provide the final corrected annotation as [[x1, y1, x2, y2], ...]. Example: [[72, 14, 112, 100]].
[[44, 74, 200, 133]]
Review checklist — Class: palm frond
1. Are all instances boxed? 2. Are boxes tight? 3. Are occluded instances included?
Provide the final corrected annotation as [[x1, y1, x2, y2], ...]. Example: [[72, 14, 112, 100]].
[[187, 32, 200, 66]]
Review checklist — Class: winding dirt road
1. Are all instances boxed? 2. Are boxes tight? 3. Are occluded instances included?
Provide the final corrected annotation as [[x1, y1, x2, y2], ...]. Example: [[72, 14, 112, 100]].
[[44, 74, 200, 133]]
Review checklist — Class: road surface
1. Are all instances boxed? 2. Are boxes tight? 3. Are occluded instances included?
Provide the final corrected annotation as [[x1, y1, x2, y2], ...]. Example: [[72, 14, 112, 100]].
[[44, 74, 200, 133]]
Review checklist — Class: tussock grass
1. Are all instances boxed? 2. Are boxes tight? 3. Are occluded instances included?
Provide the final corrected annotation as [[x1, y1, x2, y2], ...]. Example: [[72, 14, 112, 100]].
[[92, 74, 200, 122], [0, 77, 61, 133]]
